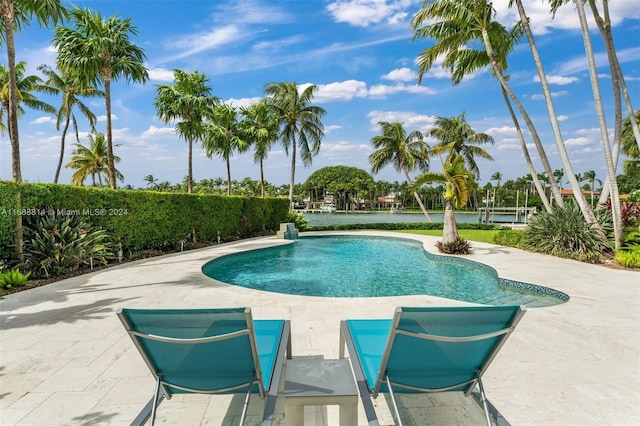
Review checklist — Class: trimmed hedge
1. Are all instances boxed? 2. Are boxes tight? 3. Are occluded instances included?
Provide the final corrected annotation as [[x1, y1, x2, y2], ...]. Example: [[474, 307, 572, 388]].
[[0, 181, 289, 256]]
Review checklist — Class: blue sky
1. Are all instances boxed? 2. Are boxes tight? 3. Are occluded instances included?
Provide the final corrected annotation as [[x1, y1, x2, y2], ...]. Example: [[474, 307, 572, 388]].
[[2, 0, 639, 188]]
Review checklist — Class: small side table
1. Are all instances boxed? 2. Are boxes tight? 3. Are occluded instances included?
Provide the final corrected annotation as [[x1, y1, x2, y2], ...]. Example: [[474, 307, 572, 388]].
[[283, 358, 358, 426]]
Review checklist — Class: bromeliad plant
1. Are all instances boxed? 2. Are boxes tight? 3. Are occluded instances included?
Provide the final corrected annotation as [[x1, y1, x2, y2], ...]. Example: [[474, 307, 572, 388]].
[[22, 214, 114, 277], [0, 269, 31, 292]]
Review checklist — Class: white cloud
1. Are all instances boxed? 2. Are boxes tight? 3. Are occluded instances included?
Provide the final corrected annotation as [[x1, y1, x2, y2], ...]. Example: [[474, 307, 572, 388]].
[[486, 126, 517, 136], [225, 97, 264, 108], [557, 115, 569, 122], [304, 80, 369, 102], [325, 125, 343, 133], [163, 25, 241, 61], [326, 0, 413, 27], [531, 90, 568, 100], [31, 116, 56, 125], [565, 137, 591, 146], [382, 67, 416, 82], [369, 83, 434, 98], [367, 110, 437, 131], [97, 114, 119, 122], [534, 75, 579, 85], [147, 66, 175, 82], [140, 125, 176, 139]]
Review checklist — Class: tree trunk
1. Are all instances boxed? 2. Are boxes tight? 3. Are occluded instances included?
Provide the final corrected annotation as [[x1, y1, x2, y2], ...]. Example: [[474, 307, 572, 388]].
[[260, 159, 265, 197], [187, 137, 193, 193], [226, 157, 232, 195], [500, 85, 552, 212], [512, 0, 599, 226], [479, 27, 564, 208], [54, 114, 71, 183], [289, 134, 297, 209], [442, 197, 458, 244], [403, 170, 432, 222], [576, 0, 622, 248], [104, 73, 116, 189]]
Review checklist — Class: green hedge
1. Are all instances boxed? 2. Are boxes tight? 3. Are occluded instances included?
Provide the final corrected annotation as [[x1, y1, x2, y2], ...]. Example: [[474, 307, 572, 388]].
[[0, 181, 289, 256], [307, 222, 505, 231]]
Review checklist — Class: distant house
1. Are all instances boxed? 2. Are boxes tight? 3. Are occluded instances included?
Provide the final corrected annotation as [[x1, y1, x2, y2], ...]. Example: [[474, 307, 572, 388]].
[[560, 189, 600, 198]]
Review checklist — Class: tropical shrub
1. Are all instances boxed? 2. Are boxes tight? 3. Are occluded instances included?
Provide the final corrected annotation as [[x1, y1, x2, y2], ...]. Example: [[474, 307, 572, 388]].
[[285, 211, 309, 231], [493, 229, 524, 248], [523, 202, 613, 263], [22, 214, 114, 277], [615, 250, 640, 268], [0, 269, 31, 291], [436, 237, 472, 254]]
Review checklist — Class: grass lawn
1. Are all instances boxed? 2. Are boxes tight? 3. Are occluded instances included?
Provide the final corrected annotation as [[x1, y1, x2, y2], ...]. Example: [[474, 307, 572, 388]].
[[396, 229, 499, 244]]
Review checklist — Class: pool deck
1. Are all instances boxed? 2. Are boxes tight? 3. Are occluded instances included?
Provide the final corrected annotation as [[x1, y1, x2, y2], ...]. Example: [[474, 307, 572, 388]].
[[1, 230, 638, 425]]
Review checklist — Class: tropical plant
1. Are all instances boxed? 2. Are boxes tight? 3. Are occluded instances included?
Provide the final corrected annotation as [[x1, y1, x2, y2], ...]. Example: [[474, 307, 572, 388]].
[[22, 214, 114, 277], [412, 155, 475, 248], [428, 112, 494, 179], [65, 132, 123, 186], [54, 6, 148, 189], [264, 81, 326, 207], [37, 64, 103, 183], [0, 269, 31, 291], [241, 100, 279, 197], [155, 69, 218, 193], [369, 121, 432, 221], [435, 237, 472, 255], [285, 211, 309, 231], [143, 174, 158, 189], [411, 0, 564, 209], [1, 0, 67, 182], [494, 229, 524, 248], [202, 104, 250, 195], [523, 201, 612, 263], [615, 251, 640, 269]]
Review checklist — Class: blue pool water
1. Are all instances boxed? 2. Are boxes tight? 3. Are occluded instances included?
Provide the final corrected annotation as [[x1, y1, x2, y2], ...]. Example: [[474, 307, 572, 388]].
[[202, 236, 568, 307]]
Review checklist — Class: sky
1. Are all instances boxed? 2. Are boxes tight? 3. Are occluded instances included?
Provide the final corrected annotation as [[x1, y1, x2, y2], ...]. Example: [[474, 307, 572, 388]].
[[1, 0, 639, 189]]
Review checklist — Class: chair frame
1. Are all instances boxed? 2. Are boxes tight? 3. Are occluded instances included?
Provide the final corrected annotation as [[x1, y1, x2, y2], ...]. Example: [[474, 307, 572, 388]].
[[340, 305, 526, 426], [118, 307, 291, 426]]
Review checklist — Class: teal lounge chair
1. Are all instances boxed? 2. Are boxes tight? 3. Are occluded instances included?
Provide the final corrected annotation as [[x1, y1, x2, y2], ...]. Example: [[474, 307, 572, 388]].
[[117, 307, 291, 426], [339, 305, 527, 426]]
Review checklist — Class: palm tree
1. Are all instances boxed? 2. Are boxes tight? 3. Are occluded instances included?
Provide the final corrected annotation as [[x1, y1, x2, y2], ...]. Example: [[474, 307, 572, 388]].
[[412, 0, 565, 208], [369, 121, 432, 221], [428, 112, 494, 179], [264, 81, 326, 207], [581, 170, 601, 208], [1, 0, 67, 182], [65, 132, 123, 186], [155, 69, 218, 193], [202, 104, 250, 195], [412, 155, 474, 244], [490, 171, 502, 208], [1, 61, 57, 134], [54, 6, 148, 189], [37, 64, 103, 183], [144, 174, 158, 189], [241, 100, 279, 197]]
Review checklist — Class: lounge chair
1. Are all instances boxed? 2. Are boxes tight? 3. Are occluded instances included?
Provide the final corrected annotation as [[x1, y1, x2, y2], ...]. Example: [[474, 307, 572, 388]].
[[117, 307, 291, 426], [339, 305, 526, 426]]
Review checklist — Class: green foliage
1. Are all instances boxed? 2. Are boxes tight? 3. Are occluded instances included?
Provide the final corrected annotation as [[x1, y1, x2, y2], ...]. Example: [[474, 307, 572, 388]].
[[615, 250, 640, 268], [285, 211, 310, 231], [22, 214, 114, 277], [307, 222, 502, 232], [523, 202, 613, 263], [0, 182, 289, 262], [621, 228, 640, 252], [436, 237, 472, 254], [0, 270, 31, 291], [494, 229, 524, 248]]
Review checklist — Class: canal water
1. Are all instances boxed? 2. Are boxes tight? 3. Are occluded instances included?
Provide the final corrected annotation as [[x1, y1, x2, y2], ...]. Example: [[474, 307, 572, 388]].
[[304, 211, 522, 226]]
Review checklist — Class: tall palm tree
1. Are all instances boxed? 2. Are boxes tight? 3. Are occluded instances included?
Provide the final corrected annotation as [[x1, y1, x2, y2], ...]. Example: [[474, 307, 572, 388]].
[[202, 104, 250, 195], [508, 0, 602, 229], [581, 170, 601, 208], [412, 0, 565, 208], [155, 69, 218, 193], [54, 6, 148, 189], [37, 64, 103, 183], [1, 0, 67, 183], [241, 100, 279, 197], [428, 112, 494, 179], [144, 174, 158, 189], [412, 155, 474, 244], [264, 81, 326, 207], [65, 132, 123, 186], [0, 61, 57, 133], [369, 121, 432, 221], [490, 171, 502, 207]]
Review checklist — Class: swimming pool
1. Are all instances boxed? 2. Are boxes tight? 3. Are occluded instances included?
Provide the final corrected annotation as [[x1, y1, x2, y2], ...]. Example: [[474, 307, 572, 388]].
[[202, 235, 568, 307]]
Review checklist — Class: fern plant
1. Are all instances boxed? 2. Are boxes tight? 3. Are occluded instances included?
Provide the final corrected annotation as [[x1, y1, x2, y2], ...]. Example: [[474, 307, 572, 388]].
[[22, 215, 114, 277], [436, 237, 472, 254]]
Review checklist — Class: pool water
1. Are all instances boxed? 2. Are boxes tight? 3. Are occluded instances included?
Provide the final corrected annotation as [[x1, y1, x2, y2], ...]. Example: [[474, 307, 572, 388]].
[[202, 235, 567, 307]]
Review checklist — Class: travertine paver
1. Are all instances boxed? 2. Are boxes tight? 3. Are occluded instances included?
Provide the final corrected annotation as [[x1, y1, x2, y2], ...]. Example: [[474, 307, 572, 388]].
[[1, 231, 638, 425]]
